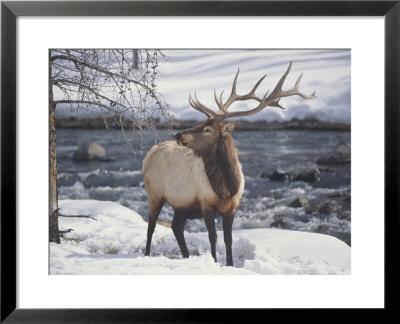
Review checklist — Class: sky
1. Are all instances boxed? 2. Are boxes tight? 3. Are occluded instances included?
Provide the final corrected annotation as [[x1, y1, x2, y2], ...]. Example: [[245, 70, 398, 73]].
[[55, 49, 351, 124], [156, 49, 350, 123]]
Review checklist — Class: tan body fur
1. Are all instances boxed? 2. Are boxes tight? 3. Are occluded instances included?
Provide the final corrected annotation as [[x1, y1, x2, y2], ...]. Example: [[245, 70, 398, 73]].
[[143, 141, 244, 215]]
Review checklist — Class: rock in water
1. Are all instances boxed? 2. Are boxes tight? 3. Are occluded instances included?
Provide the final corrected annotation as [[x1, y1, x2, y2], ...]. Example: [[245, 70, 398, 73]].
[[317, 144, 351, 165], [73, 142, 106, 161], [294, 168, 321, 183], [267, 169, 293, 182], [319, 202, 343, 215], [289, 197, 309, 208]]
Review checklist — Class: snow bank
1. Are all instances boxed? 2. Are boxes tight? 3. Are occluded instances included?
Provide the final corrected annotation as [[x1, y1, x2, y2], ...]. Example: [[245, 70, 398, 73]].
[[50, 200, 350, 275]]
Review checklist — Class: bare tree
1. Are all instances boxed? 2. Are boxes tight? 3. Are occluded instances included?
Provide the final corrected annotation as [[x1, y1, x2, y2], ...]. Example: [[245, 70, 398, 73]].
[[49, 49, 170, 243]]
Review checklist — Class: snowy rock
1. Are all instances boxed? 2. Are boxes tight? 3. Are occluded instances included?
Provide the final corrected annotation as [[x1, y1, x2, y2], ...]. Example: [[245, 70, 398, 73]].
[[264, 169, 293, 182], [73, 142, 116, 161], [270, 218, 289, 229]]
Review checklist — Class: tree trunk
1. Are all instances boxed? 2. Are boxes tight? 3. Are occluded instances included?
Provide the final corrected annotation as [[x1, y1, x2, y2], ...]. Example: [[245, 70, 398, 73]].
[[49, 55, 60, 243]]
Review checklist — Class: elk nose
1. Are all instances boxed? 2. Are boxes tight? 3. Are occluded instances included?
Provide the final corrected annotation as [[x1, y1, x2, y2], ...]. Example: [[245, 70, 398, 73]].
[[174, 132, 182, 140]]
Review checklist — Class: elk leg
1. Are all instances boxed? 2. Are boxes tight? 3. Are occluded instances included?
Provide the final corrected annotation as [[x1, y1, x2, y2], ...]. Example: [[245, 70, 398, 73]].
[[172, 210, 189, 258], [203, 209, 217, 263], [145, 200, 164, 256], [222, 212, 235, 266]]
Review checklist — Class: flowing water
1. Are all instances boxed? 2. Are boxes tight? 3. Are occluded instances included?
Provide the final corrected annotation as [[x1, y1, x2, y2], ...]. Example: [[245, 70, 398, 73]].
[[57, 128, 351, 245]]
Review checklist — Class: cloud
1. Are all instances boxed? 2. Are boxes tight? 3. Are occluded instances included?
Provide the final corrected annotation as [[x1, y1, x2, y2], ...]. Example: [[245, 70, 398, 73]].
[[157, 49, 350, 123]]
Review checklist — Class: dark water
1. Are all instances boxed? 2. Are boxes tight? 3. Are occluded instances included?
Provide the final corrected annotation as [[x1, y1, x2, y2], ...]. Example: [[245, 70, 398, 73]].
[[57, 128, 351, 245]]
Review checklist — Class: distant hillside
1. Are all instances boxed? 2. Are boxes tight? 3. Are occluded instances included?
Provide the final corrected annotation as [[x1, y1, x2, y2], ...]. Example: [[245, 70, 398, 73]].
[[55, 116, 350, 131]]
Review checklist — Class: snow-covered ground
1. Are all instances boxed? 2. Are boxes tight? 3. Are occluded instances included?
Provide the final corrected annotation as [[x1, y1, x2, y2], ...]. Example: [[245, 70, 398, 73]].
[[50, 200, 350, 275]]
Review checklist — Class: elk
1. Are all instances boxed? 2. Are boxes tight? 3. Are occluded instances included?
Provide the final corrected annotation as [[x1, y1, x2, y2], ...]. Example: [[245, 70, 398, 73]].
[[143, 62, 316, 266]]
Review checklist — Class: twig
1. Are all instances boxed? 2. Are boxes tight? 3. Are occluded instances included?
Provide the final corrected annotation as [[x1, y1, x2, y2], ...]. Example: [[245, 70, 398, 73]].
[[59, 229, 74, 234], [59, 213, 97, 221]]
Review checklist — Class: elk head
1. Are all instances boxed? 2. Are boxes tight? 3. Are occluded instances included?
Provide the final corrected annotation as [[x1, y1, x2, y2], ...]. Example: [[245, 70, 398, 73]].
[[175, 119, 235, 155], [174, 62, 316, 153]]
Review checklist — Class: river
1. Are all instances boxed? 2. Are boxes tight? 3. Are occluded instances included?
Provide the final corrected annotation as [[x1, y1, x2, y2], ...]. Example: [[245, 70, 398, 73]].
[[56, 128, 351, 245]]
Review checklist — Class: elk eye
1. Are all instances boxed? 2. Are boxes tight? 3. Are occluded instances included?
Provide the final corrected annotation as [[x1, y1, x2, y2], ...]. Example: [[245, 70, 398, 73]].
[[203, 128, 212, 134]]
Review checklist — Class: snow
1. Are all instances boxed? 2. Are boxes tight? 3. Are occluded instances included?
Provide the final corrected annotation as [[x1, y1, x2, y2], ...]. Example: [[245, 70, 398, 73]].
[[50, 200, 350, 275]]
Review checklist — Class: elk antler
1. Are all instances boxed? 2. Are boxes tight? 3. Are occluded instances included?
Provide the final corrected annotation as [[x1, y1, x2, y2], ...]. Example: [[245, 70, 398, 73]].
[[188, 93, 218, 119], [188, 62, 316, 121]]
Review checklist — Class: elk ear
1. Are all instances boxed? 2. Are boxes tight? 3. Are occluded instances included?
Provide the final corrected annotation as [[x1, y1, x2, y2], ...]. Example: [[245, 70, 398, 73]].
[[221, 122, 235, 137]]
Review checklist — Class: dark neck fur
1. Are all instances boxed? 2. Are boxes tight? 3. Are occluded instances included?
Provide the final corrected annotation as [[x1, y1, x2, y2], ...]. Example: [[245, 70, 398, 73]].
[[202, 135, 241, 200]]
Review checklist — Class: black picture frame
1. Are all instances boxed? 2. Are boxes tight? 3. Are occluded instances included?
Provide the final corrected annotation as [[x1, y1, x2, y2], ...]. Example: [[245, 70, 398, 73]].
[[1, 0, 399, 322]]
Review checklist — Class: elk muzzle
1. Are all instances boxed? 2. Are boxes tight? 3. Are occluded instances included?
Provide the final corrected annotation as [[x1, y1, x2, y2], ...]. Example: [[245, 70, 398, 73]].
[[174, 132, 190, 146]]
